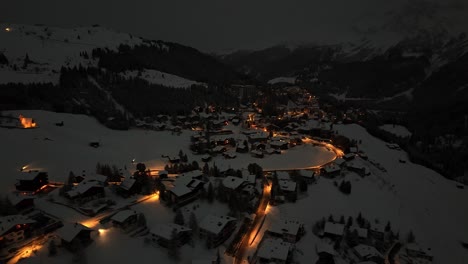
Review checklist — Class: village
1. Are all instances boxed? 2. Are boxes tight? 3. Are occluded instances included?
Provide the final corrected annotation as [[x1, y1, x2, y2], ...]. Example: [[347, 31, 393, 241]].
[[0, 86, 438, 264]]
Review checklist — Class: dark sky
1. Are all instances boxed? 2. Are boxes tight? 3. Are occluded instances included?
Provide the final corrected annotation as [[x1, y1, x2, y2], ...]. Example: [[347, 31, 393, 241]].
[[2, 0, 467, 52]]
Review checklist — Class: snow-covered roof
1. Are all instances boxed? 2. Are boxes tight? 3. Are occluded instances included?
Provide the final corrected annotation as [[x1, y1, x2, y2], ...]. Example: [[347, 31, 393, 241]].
[[67, 180, 102, 198], [199, 215, 236, 235], [344, 153, 356, 160], [279, 180, 296, 192], [316, 241, 337, 256], [56, 223, 92, 243], [0, 215, 36, 235], [248, 132, 269, 140], [151, 223, 191, 240], [324, 164, 341, 174], [299, 170, 315, 178], [269, 219, 302, 237], [270, 140, 288, 147], [257, 238, 292, 261], [111, 210, 137, 223], [276, 171, 290, 181], [15, 171, 42, 180], [334, 158, 346, 166], [324, 222, 345, 236], [222, 176, 245, 190], [120, 178, 136, 191], [353, 244, 383, 259], [179, 170, 203, 179], [169, 184, 193, 197], [8, 193, 35, 205]]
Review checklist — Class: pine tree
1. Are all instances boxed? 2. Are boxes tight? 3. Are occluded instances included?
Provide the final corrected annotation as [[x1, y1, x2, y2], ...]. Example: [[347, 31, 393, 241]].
[[385, 221, 391, 232], [328, 214, 334, 222], [174, 209, 185, 225], [346, 216, 353, 227], [168, 229, 180, 260], [339, 215, 345, 224], [406, 230, 415, 243], [138, 213, 147, 227], [189, 212, 199, 237], [207, 182, 214, 203], [48, 240, 57, 256]]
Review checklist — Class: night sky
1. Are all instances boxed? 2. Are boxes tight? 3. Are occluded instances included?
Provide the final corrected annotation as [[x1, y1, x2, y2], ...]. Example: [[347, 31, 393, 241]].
[[2, 0, 467, 52]]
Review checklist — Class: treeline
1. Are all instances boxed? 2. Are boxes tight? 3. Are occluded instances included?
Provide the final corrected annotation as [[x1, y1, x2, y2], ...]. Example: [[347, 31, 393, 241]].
[[91, 43, 245, 84]]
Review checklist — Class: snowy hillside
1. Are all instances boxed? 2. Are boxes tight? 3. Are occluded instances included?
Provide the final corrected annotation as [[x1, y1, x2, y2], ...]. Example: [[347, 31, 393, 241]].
[[121, 69, 206, 89], [0, 23, 143, 84], [267, 76, 296, 85]]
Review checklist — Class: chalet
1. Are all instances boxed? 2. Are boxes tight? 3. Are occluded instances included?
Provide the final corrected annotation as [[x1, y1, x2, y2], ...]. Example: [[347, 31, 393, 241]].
[[222, 176, 247, 192], [334, 158, 346, 168], [278, 180, 297, 201], [349, 225, 368, 240], [212, 145, 227, 153], [316, 241, 337, 259], [167, 174, 205, 206], [320, 165, 341, 177], [343, 153, 355, 161], [111, 210, 138, 230], [406, 244, 434, 262], [255, 238, 293, 264], [56, 223, 93, 250], [15, 171, 48, 193], [150, 223, 192, 248], [236, 144, 249, 153], [251, 150, 264, 158], [252, 142, 266, 150], [353, 244, 383, 263], [199, 215, 236, 247], [368, 223, 385, 241], [223, 152, 237, 159], [299, 170, 316, 184], [276, 171, 291, 181], [270, 140, 289, 150], [9, 194, 35, 213], [0, 215, 36, 249], [248, 131, 269, 143], [66, 181, 105, 203], [118, 178, 141, 197], [267, 219, 304, 243], [323, 222, 345, 239], [347, 161, 370, 177]]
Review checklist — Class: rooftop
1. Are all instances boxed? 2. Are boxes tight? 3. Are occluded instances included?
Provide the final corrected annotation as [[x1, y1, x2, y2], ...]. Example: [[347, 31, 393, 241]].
[[111, 210, 137, 223], [222, 176, 245, 190], [199, 215, 236, 235], [56, 222, 92, 243], [0, 215, 36, 236], [269, 219, 302, 237], [257, 238, 292, 261], [151, 223, 191, 240], [324, 222, 345, 236]]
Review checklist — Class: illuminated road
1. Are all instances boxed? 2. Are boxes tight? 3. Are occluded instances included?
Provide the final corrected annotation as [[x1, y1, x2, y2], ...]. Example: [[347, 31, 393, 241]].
[[234, 182, 271, 264]]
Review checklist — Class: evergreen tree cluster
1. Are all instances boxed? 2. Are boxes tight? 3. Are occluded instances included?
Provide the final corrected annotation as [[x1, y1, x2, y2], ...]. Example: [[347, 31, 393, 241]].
[[338, 180, 352, 194], [96, 162, 122, 182]]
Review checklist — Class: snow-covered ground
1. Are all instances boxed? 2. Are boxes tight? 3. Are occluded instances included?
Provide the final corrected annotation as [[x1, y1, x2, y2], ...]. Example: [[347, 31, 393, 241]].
[[379, 124, 412, 138], [0, 23, 143, 84], [267, 76, 296, 85], [3, 111, 468, 264], [250, 124, 468, 264], [121, 69, 206, 89]]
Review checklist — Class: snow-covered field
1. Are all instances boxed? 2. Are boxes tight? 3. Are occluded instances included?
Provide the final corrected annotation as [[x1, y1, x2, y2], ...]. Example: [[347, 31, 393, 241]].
[[121, 69, 206, 89], [379, 124, 412, 138], [252, 124, 468, 264], [267, 76, 296, 85], [0, 23, 144, 84], [3, 111, 468, 264]]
